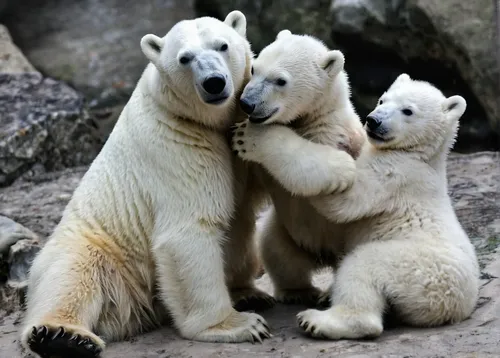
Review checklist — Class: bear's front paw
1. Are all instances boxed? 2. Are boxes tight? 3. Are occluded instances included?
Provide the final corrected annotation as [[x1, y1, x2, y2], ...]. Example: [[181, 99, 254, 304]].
[[324, 152, 356, 195], [231, 121, 266, 163]]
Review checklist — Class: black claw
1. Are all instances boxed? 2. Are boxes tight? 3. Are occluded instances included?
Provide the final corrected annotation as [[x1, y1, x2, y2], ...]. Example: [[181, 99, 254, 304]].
[[232, 150, 239, 155], [69, 334, 78, 341], [53, 327, 65, 339], [310, 325, 316, 333]]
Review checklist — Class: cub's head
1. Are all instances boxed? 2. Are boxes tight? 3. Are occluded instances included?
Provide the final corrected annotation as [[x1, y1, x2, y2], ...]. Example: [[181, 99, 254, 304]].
[[365, 73, 466, 156], [140, 11, 252, 128], [239, 30, 345, 124]]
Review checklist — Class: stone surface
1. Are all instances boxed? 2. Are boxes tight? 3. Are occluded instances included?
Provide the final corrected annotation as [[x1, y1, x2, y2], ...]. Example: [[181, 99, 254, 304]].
[[1, 0, 194, 109], [0, 24, 36, 73], [0, 152, 498, 357], [0, 216, 38, 255], [0, 217, 40, 318], [0, 73, 103, 186], [195, 0, 500, 152]]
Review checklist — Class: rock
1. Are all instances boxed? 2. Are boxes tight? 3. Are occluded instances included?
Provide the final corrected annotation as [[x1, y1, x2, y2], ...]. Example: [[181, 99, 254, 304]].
[[328, 0, 500, 152], [0, 152, 499, 356], [0, 216, 39, 316], [1, 0, 194, 108], [0, 216, 38, 256], [0, 24, 36, 73], [0, 72, 103, 187], [195, 0, 500, 152]]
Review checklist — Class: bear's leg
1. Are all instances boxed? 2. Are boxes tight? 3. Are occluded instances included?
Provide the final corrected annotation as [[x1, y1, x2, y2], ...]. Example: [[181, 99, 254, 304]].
[[296, 239, 478, 339], [225, 202, 276, 312], [260, 207, 325, 307], [21, 243, 108, 357], [154, 224, 270, 343]]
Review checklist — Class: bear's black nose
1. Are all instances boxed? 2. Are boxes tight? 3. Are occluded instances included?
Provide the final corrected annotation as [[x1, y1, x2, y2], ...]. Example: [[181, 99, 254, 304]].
[[203, 75, 226, 95], [239, 98, 256, 115], [366, 115, 382, 131]]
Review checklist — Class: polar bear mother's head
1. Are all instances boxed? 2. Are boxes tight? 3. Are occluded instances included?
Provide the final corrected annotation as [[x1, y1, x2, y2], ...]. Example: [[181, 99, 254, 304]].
[[140, 11, 251, 128]]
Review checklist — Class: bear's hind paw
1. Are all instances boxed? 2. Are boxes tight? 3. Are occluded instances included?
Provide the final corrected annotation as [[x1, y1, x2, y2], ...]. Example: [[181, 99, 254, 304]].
[[27, 324, 104, 358]]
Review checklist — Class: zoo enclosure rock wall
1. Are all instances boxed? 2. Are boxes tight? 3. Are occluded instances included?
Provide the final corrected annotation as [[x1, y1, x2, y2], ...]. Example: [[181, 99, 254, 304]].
[[195, 0, 500, 153]]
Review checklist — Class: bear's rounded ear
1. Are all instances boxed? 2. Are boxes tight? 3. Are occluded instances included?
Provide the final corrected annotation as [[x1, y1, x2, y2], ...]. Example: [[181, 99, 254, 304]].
[[443, 95, 467, 122], [141, 34, 163, 65], [224, 10, 247, 37], [394, 73, 411, 85], [276, 29, 292, 40], [319, 50, 345, 77]]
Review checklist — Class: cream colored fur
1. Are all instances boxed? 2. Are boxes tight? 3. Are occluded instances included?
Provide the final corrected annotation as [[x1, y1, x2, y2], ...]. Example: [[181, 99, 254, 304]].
[[20, 11, 270, 356], [240, 72, 481, 339], [232, 30, 365, 305]]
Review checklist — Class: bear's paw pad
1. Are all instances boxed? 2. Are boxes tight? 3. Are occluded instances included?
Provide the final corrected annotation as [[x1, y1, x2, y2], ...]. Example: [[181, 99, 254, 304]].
[[28, 325, 103, 358], [232, 288, 276, 312]]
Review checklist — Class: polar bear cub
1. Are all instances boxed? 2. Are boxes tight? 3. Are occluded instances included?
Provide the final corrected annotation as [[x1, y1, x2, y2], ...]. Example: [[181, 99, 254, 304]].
[[21, 11, 269, 358], [231, 30, 365, 306], [247, 73, 480, 339]]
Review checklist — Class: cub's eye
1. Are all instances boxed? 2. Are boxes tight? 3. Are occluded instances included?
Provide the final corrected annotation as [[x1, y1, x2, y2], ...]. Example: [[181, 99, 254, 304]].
[[378, 99, 384, 105], [251, 66, 254, 75], [402, 108, 413, 116], [179, 56, 191, 65], [276, 78, 287, 86], [219, 43, 228, 51]]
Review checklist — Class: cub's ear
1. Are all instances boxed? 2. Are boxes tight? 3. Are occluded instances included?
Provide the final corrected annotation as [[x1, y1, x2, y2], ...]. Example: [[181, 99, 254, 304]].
[[319, 50, 344, 77], [443, 95, 467, 122], [141, 34, 163, 65], [224, 10, 247, 37], [276, 29, 292, 40], [394, 73, 411, 85]]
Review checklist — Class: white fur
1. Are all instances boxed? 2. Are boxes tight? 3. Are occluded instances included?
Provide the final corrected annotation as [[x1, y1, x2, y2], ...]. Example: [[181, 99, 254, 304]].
[[21, 11, 270, 357], [249, 73, 480, 339], [231, 31, 365, 305]]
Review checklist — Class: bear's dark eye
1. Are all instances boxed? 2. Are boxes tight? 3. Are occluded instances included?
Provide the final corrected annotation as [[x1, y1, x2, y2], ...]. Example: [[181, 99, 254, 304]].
[[276, 78, 287, 86], [219, 43, 228, 52], [402, 108, 413, 116], [251, 66, 254, 75], [179, 56, 191, 65], [378, 99, 383, 105]]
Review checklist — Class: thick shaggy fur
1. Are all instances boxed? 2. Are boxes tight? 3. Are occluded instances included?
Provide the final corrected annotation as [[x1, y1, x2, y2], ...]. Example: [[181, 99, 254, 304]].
[[240, 73, 481, 339], [21, 11, 270, 358], [232, 30, 365, 305]]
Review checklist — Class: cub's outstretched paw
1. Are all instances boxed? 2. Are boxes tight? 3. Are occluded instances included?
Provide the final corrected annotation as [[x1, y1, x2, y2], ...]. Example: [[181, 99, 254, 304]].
[[231, 121, 266, 163], [27, 324, 105, 358], [232, 287, 276, 312], [297, 306, 383, 340], [193, 311, 271, 343]]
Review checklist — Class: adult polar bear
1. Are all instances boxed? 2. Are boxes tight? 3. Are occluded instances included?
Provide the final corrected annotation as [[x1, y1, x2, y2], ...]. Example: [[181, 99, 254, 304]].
[[233, 30, 365, 306], [236, 73, 480, 339], [21, 11, 270, 358]]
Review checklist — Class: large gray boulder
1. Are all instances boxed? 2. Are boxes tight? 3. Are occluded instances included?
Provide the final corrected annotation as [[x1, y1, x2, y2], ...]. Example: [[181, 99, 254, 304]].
[[195, 0, 500, 153], [1, 0, 194, 109], [0, 72, 103, 186], [0, 24, 36, 73]]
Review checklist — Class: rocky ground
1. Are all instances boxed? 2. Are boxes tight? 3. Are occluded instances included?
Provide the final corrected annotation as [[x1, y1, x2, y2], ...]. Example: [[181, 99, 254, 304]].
[[0, 152, 499, 357]]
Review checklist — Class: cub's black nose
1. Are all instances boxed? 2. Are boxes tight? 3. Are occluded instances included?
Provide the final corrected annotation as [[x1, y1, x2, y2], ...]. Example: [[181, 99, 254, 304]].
[[240, 98, 256, 115], [203, 75, 226, 95], [366, 115, 382, 131]]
